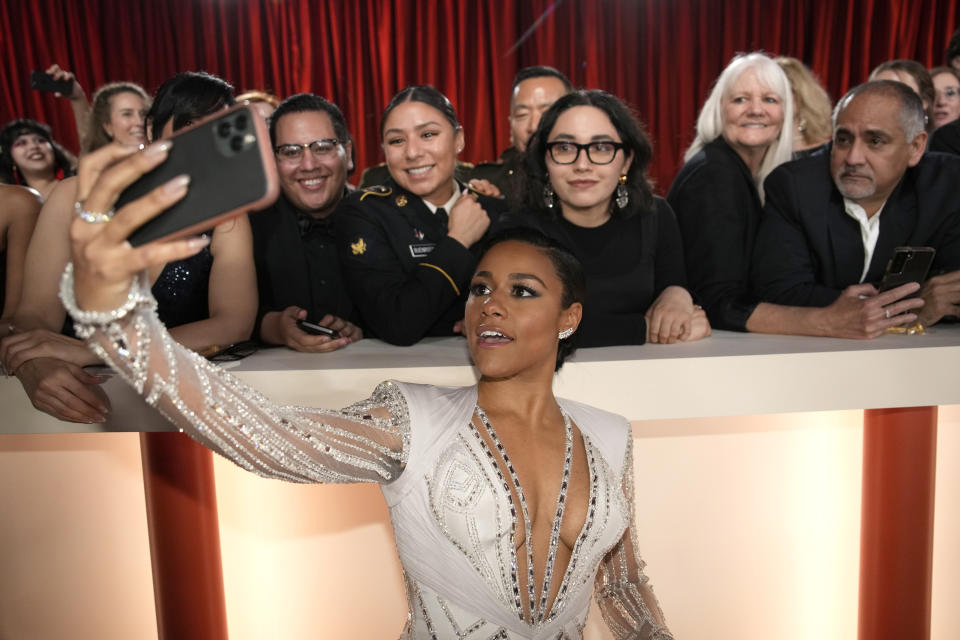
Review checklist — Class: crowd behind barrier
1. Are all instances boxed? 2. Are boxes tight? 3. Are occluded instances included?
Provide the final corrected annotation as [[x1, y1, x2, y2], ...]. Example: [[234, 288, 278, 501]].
[[0, 35, 958, 425], [1, 16, 960, 640]]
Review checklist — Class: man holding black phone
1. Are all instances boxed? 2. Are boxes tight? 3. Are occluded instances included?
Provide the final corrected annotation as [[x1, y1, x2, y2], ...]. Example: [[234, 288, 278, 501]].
[[249, 93, 363, 352], [745, 80, 960, 338]]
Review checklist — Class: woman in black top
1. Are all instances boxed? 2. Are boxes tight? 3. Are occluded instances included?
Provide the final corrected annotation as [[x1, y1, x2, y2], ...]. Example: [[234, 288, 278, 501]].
[[667, 53, 794, 332], [521, 90, 709, 347], [336, 86, 507, 345]]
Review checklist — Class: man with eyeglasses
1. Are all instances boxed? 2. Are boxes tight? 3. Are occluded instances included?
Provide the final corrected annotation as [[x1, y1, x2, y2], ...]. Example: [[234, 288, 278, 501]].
[[249, 93, 363, 352]]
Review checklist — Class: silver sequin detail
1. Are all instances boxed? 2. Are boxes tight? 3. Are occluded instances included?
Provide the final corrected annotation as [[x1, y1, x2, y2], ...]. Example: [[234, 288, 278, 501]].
[[63, 261, 676, 639], [474, 405, 573, 624]]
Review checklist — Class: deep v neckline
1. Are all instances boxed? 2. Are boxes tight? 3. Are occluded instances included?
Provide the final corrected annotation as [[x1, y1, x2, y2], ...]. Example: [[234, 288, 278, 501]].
[[472, 405, 591, 625]]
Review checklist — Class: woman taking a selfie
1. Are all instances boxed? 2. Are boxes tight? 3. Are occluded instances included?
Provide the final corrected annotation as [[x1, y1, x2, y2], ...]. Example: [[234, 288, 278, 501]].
[[59, 135, 674, 638], [1, 71, 255, 424], [335, 85, 508, 345], [522, 90, 709, 346]]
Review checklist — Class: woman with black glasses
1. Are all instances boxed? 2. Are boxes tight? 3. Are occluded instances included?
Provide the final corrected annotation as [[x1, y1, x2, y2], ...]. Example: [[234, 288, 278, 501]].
[[521, 90, 709, 346]]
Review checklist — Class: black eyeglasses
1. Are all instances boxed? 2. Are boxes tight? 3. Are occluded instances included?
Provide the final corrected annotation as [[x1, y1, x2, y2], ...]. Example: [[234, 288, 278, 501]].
[[274, 139, 341, 164], [545, 140, 626, 165]]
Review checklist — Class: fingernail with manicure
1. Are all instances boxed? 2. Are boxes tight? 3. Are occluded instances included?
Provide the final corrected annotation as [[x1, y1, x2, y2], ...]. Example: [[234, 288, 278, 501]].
[[187, 235, 211, 251], [164, 175, 190, 193], [145, 141, 172, 156]]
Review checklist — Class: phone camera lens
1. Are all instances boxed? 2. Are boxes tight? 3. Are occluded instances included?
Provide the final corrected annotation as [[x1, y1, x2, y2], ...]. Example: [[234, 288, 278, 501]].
[[218, 122, 232, 138], [230, 136, 244, 152], [234, 114, 247, 131]]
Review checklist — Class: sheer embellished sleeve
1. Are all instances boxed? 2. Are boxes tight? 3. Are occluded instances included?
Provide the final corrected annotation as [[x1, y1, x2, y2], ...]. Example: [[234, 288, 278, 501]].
[[60, 264, 409, 484], [594, 436, 674, 639]]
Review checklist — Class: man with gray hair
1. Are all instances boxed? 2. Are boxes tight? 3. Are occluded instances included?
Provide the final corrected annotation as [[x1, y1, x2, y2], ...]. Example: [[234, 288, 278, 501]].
[[746, 80, 960, 337]]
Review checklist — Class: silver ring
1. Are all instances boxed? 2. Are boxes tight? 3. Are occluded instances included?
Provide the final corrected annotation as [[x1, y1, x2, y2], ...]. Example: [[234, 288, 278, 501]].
[[74, 200, 114, 223], [885, 308, 891, 319]]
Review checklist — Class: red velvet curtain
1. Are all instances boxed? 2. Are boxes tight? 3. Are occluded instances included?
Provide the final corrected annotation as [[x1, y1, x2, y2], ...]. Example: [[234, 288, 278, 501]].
[[3, 0, 958, 192]]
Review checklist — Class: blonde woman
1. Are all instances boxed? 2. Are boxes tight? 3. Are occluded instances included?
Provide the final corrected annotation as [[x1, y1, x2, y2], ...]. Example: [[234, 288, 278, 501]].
[[667, 52, 794, 331], [776, 56, 832, 155]]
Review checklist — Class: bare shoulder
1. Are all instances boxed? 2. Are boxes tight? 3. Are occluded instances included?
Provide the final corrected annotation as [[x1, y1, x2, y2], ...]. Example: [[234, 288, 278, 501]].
[[0, 184, 44, 224], [209, 211, 253, 253], [36, 177, 80, 226]]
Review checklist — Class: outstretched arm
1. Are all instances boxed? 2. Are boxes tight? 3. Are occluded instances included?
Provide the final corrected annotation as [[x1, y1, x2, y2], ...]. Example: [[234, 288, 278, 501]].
[[62, 142, 409, 482], [595, 437, 674, 640], [45, 64, 91, 150]]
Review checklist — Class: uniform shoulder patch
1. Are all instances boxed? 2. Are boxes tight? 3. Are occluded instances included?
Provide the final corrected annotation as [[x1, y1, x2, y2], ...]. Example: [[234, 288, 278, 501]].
[[359, 185, 393, 201]]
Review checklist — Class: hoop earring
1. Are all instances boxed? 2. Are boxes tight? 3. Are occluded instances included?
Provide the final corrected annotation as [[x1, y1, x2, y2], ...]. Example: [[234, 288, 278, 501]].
[[616, 175, 629, 209], [543, 183, 556, 209]]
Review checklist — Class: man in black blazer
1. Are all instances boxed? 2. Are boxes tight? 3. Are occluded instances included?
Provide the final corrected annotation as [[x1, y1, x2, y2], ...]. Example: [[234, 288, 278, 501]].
[[748, 80, 960, 337], [249, 94, 363, 351], [929, 117, 960, 156]]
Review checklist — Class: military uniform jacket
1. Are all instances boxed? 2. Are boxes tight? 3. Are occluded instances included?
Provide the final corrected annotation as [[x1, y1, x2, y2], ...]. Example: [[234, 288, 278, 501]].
[[470, 146, 523, 202], [334, 177, 508, 345]]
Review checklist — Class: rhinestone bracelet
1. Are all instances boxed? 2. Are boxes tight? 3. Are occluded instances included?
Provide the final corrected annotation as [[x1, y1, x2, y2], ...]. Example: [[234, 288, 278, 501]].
[[59, 262, 154, 327]]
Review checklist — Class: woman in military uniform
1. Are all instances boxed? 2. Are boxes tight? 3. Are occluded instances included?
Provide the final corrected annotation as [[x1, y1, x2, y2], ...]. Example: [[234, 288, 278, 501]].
[[335, 86, 508, 345]]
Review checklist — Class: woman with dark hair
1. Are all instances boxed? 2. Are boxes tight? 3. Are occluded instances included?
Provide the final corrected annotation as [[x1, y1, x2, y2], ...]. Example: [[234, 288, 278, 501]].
[[236, 89, 280, 121], [0, 119, 76, 199], [1, 71, 256, 423], [60, 139, 675, 637], [522, 90, 709, 346], [83, 82, 150, 152], [147, 71, 235, 140], [335, 85, 508, 345]]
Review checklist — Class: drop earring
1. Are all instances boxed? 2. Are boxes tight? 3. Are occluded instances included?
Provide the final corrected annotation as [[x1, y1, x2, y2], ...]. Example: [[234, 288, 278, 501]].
[[543, 183, 556, 209], [616, 174, 629, 209]]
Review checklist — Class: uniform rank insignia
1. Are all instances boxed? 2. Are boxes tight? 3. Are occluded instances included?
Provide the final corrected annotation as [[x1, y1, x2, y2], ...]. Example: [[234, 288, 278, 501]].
[[359, 185, 392, 201], [409, 243, 436, 258], [413, 228, 425, 240], [395, 194, 408, 207], [351, 237, 367, 255]]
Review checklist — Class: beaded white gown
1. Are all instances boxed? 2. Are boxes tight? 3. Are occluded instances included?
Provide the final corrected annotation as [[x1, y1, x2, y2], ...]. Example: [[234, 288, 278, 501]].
[[63, 267, 674, 640]]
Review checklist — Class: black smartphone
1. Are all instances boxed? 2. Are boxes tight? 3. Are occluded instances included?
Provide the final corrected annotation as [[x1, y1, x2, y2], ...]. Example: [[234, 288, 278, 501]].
[[118, 104, 279, 247], [30, 70, 73, 95], [878, 246, 936, 292], [204, 341, 259, 362], [296, 319, 341, 339]]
